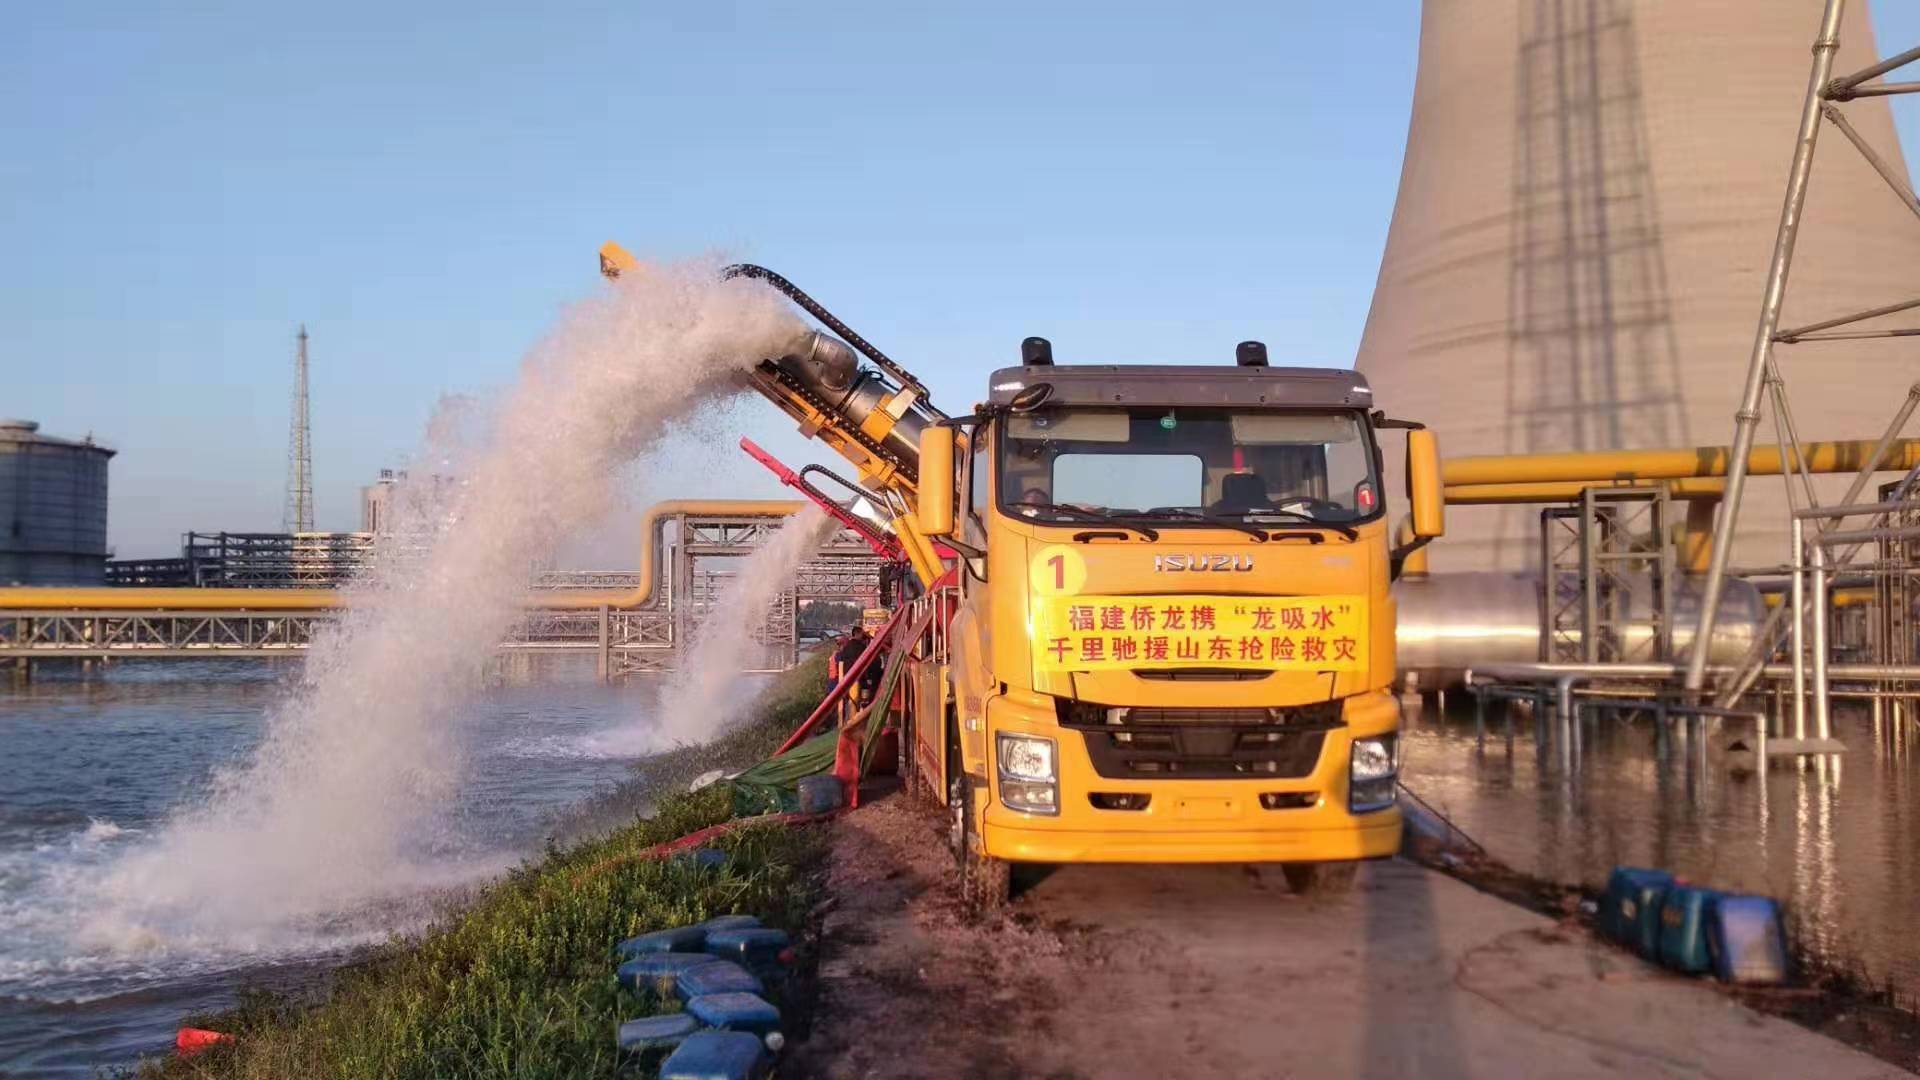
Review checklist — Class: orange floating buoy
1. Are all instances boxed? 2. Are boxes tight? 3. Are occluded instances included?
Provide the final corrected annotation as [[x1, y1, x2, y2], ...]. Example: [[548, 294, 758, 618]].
[[176, 1028, 233, 1056]]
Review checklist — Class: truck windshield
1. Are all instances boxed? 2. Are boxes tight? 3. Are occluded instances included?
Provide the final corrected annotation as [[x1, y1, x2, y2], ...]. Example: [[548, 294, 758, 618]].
[[997, 407, 1379, 525]]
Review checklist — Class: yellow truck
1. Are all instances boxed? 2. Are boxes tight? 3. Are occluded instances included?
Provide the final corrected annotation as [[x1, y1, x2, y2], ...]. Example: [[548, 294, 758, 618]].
[[909, 340, 1443, 905], [601, 248, 1444, 906]]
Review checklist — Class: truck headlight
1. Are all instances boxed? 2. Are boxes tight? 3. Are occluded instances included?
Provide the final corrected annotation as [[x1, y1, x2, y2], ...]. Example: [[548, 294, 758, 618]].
[[997, 734, 1056, 781], [997, 734, 1059, 815], [1349, 735, 1398, 813]]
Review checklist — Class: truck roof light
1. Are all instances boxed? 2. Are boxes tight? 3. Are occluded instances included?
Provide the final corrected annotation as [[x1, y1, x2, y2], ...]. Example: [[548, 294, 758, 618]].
[[1236, 340, 1269, 367], [1021, 336, 1054, 367]]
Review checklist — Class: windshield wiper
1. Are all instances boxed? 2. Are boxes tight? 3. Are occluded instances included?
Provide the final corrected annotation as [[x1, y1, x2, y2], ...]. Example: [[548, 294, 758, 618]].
[[1241, 508, 1359, 541], [1144, 505, 1359, 542], [1139, 507, 1273, 542], [1019, 502, 1158, 541]]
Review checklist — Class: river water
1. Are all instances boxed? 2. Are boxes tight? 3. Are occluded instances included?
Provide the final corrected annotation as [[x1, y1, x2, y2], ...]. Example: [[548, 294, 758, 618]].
[[1402, 699, 1920, 996], [0, 659, 679, 1077]]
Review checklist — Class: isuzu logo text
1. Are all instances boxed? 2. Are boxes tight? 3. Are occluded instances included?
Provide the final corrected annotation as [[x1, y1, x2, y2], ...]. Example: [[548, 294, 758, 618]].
[[1153, 554, 1254, 573]]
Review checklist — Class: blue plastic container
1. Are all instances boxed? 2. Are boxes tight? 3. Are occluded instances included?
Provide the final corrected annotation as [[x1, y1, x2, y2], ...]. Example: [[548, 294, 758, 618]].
[[796, 775, 843, 814], [675, 960, 765, 1000], [658, 1030, 770, 1080], [1656, 886, 1722, 974], [616, 1012, 701, 1052], [704, 927, 790, 966], [1599, 867, 1673, 956], [1708, 895, 1790, 985], [673, 848, 731, 871], [616, 924, 708, 958], [685, 992, 781, 1038], [618, 952, 725, 994], [701, 914, 762, 932]]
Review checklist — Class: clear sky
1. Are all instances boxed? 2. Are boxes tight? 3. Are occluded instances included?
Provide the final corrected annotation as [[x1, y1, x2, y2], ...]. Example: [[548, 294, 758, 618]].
[[6, 2, 1918, 557]]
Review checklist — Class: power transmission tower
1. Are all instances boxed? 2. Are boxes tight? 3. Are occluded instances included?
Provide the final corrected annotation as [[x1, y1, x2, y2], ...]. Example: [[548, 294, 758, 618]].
[[283, 325, 314, 533]]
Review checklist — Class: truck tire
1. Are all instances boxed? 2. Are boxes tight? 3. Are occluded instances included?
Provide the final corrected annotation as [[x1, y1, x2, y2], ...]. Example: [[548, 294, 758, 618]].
[[897, 701, 913, 786], [958, 779, 1011, 913], [946, 720, 1011, 911], [1283, 861, 1359, 898]]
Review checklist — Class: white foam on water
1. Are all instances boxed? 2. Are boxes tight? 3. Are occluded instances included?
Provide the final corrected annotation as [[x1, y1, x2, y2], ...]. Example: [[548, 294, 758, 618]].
[[51, 258, 803, 967], [78, 819, 131, 844], [581, 504, 834, 757]]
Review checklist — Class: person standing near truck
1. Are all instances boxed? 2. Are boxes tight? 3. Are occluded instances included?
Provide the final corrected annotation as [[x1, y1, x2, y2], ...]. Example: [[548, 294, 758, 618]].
[[831, 626, 874, 729]]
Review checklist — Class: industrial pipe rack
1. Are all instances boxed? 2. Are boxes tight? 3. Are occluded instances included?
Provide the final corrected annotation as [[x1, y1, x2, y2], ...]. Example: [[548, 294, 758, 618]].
[[1, 502, 890, 680]]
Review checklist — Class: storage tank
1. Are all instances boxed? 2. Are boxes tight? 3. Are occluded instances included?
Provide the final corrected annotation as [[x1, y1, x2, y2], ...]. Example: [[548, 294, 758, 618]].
[[0, 420, 114, 585], [1394, 570, 1768, 688], [1357, 0, 1920, 571]]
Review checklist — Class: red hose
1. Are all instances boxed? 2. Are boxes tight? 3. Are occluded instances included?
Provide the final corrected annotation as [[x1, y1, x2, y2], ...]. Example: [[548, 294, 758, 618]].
[[773, 605, 912, 757]]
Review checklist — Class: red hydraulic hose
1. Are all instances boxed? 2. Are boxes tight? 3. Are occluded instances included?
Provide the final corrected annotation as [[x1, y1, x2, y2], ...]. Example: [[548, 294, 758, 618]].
[[775, 567, 958, 758], [774, 604, 912, 757], [738, 437, 905, 562]]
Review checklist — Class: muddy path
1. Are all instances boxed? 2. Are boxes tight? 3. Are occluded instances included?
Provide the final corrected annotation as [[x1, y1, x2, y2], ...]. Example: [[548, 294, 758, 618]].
[[785, 785, 1905, 1079]]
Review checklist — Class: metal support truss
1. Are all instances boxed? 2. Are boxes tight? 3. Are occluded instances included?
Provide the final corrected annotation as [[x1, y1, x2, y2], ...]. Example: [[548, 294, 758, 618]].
[[15, 509, 890, 679], [1872, 479, 1920, 719], [1687, 0, 1920, 691], [0, 610, 328, 657], [1539, 486, 1676, 664]]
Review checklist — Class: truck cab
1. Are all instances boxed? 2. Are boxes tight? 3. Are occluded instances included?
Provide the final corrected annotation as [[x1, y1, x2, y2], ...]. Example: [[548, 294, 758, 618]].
[[916, 352, 1443, 904]]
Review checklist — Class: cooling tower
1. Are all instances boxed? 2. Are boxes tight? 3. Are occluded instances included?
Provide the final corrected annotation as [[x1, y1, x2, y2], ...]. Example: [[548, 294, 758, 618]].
[[1357, 0, 1920, 571]]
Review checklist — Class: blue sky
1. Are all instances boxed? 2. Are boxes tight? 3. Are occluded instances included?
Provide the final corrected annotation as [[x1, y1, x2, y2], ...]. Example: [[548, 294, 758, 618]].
[[6, 2, 1918, 557]]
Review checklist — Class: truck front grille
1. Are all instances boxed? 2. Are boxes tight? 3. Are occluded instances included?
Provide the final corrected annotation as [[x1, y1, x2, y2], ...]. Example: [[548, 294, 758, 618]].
[[1133, 668, 1272, 682], [1059, 701, 1340, 780]]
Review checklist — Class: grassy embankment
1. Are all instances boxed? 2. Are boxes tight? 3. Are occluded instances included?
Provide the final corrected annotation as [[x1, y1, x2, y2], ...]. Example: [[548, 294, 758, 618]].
[[143, 653, 832, 1080]]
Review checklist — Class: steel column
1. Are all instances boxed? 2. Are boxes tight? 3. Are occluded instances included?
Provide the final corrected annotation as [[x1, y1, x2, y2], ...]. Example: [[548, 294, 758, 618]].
[[1687, 0, 1849, 691], [1791, 517, 1808, 739]]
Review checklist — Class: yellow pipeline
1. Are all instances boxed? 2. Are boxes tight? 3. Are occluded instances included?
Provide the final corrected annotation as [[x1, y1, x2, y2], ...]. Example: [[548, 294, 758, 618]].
[[536, 499, 805, 610], [0, 500, 804, 612], [1763, 587, 1875, 608], [1443, 477, 1728, 505], [1444, 438, 1920, 487], [0, 586, 341, 611]]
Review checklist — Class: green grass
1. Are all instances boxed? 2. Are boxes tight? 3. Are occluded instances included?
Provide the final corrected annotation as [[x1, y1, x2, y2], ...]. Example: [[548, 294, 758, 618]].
[[141, 654, 832, 1080]]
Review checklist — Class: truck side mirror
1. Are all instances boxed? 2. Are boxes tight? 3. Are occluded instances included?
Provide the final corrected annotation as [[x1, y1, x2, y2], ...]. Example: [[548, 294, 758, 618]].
[[1407, 429, 1445, 539], [918, 426, 958, 538]]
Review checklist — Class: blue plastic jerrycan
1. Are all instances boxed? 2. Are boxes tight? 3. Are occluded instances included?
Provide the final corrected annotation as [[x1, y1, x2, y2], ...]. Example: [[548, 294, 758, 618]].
[[1656, 885, 1721, 975], [1600, 867, 1673, 957], [1708, 895, 1790, 985]]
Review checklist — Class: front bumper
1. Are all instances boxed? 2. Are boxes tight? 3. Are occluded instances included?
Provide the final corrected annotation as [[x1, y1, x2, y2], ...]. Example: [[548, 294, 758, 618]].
[[979, 688, 1404, 865], [988, 814, 1403, 863]]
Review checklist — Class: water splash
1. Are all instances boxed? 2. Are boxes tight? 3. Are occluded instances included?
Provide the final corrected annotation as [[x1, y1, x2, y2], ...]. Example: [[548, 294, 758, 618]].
[[589, 505, 835, 757], [71, 258, 802, 958]]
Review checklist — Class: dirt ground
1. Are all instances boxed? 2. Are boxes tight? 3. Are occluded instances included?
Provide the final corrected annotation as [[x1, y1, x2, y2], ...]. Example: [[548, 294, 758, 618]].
[[784, 784, 1910, 1080]]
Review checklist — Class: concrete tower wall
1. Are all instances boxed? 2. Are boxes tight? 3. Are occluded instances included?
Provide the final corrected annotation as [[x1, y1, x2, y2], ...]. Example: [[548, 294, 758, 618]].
[[1357, 0, 1919, 570]]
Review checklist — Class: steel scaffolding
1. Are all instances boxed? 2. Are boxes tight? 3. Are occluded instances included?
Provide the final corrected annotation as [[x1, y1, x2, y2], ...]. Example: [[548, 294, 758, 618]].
[[1686, 0, 1920, 694]]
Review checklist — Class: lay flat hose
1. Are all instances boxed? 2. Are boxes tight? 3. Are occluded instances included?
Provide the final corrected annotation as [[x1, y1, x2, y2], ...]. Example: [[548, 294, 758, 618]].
[[723, 263, 946, 420]]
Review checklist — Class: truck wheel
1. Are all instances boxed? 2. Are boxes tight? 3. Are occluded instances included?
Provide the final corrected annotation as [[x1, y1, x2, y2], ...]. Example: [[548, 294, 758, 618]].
[[1283, 861, 1359, 897], [898, 706, 913, 785], [967, 772, 1013, 907], [946, 721, 1011, 911], [947, 773, 968, 859]]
